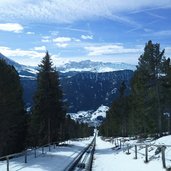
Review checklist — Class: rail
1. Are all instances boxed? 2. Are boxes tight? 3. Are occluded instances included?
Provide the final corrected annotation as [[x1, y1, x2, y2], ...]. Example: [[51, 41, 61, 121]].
[[0, 140, 68, 171], [64, 136, 96, 171], [106, 137, 171, 169]]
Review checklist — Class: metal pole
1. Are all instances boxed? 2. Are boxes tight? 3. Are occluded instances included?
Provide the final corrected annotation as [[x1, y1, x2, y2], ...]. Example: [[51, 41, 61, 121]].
[[145, 145, 148, 163], [6, 156, 9, 171], [34, 148, 37, 158], [119, 139, 122, 148], [42, 147, 44, 154], [161, 146, 166, 168], [25, 150, 27, 163], [135, 145, 137, 159]]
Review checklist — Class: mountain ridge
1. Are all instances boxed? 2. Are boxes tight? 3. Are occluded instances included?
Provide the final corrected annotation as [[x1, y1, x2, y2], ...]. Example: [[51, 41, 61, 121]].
[[0, 53, 136, 74], [0, 53, 134, 113]]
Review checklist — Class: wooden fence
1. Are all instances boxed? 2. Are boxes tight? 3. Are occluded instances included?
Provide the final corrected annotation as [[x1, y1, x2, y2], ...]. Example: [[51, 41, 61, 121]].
[[108, 137, 171, 170]]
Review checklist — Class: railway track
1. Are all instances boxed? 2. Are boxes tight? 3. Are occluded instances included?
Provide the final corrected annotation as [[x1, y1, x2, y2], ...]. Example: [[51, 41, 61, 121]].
[[64, 136, 96, 171]]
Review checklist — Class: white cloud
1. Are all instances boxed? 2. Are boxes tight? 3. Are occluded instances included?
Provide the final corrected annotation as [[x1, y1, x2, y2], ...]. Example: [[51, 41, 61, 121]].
[[0, 23, 23, 33], [26, 31, 35, 35], [55, 43, 69, 48], [85, 44, 142, 56], [0, 46, 44, 59], [53, 37, 72, 48], [81, 35, 93, 40], [53, 37, 72, 43], [41, 36, 51, 43], [33, 46, 46, 51], [0, 1, 170, 24]]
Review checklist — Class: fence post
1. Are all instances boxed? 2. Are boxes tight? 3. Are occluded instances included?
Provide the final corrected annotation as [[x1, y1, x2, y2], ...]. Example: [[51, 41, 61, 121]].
[[119, 139, 122, 148], [6, 156, 9, 171], [25, 150, 27, 163], [126, 144, 130, 154], [115, 139, 117, 147], [135, 145, 137, 159], [161, 146, 166, 168], [145, 145, 148, 163], [42, 146, 44, 154], [34, 148, 37, 158], [49, 144, 51, 152]]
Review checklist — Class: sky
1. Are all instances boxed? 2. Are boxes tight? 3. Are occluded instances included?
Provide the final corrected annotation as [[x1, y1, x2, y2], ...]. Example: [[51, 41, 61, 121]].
[[0, 0, 171, 66]]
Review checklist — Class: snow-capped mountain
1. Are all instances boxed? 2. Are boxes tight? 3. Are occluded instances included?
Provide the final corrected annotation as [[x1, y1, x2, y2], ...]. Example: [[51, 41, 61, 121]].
[[0, 53, 24, 70], [67, 105, 109, 126], [0, 53, 136, 75], [0, 53, 37, 79], [57, 60, 136, 73], [0, 53, 134, 113]]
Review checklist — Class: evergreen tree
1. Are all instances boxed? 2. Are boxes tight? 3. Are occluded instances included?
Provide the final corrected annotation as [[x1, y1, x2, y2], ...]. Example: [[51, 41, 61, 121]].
[[136, 40, 167, 135], [100, 40, 170, 138], [162, 58, 171, 133], [29, 52, 65, 146], [0, 59, 26, 156]]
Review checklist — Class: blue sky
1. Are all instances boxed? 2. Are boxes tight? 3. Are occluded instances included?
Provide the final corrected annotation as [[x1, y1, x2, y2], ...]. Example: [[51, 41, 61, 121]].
[[0, 0, 171, 66]]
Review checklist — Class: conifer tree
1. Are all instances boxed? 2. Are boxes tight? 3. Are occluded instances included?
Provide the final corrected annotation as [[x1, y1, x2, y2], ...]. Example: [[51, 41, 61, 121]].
[[136, 40, 167, 135], [30, 52, 65, 146], [0, 59, 26, 156]]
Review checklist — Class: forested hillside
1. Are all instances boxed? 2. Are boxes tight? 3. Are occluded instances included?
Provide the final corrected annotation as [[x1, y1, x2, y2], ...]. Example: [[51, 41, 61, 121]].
[[100, 40, 171, 138]]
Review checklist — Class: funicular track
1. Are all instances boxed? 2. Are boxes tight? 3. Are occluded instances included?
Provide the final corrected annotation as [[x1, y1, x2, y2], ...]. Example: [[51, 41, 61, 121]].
[[64, 136, 96, 171]]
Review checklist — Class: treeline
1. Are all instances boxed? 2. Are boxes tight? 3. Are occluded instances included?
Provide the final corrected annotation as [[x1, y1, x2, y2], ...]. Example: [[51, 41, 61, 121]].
[[100, 40, 171, 138], [0, 52, 93, 157]]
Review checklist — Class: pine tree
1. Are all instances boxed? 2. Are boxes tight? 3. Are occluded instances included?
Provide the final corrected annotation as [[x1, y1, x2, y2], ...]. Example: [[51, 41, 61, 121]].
[[29, 52, 65, 146], [133, 40, 167, 136], [0, 59, 26, 156]]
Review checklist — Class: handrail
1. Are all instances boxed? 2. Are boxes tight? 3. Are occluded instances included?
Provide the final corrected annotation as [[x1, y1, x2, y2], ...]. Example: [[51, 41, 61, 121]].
[[63, 137, 95, 171]]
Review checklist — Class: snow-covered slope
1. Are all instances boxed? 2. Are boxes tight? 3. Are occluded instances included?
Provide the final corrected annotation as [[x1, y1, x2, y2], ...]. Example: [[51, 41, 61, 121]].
[[67, 105, 109, 126], [57, 60, 136, 73], [0, 53, 135, 77], [91, 105, 109, 121], [0, 53, 37, 79]]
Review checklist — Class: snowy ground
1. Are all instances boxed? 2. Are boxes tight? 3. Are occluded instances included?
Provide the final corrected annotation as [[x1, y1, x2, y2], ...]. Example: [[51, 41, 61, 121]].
[[93, 136, 171, 171], [1, 135, 171, 171], [0, 138, 92, 171]]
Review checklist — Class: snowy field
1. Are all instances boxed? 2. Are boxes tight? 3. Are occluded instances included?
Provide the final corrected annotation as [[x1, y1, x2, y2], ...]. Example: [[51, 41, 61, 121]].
[[93, 136, 171, 171], [0, 138, 92, 171], [1, 135, 171, 171]]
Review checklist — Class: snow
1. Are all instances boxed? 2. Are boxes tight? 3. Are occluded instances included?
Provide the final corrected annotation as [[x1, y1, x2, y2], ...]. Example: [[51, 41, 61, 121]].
[[0, 138, 93, 171], [91, 105, 109, 121], [93, 136, 171, 171], [1, 135, 171, 171], [67, 105, 109, 126], [19, 75, 36, 80], [57, 60, 136, 73]]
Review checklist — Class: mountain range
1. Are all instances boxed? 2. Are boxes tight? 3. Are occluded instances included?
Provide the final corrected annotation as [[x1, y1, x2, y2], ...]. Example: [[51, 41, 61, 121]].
[[0, 53, 135, 113]]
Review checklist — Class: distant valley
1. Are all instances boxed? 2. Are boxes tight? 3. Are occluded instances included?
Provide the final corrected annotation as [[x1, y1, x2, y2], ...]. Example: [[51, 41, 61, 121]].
[[0, 53, 134, 114]]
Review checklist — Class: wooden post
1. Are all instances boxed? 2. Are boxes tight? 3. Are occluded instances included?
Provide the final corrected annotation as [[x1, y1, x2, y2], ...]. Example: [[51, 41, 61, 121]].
[[119, 139, 122, 148], [6, 156, 9, 171], [42, 147, 44, 154], [117, 139, 119, 146], [34, 148, 37, 158], [126, 144, 130, 154], [135, 145, 137, 159], [115, 139, 117, 147], [49, 144, 51, 152], [145, 145, 148, 163], [161, 146, 166, 168], [25, 150, 27, 163]]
